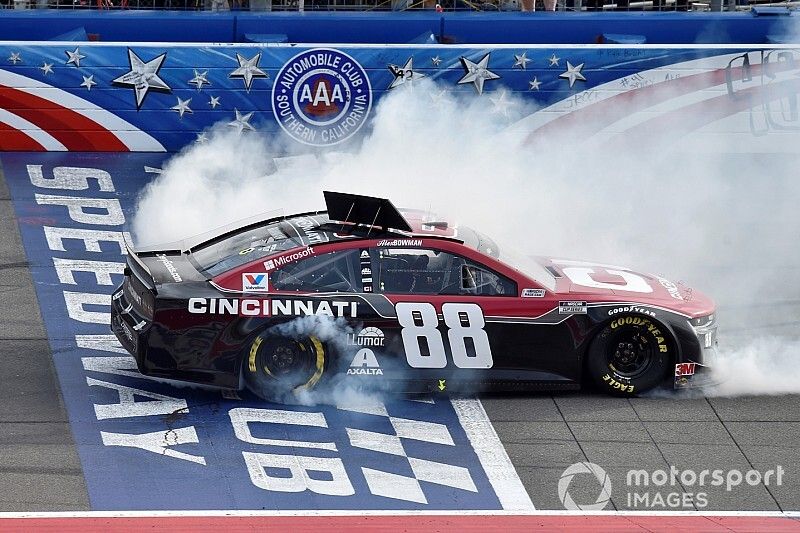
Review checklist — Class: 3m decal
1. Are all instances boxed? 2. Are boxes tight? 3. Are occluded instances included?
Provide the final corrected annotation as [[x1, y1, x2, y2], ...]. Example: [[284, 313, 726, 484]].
[[675, 362, 697, 377]]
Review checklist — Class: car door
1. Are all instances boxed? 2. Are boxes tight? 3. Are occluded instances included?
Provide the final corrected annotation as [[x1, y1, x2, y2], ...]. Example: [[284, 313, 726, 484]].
[[370, 245, 543, 385]]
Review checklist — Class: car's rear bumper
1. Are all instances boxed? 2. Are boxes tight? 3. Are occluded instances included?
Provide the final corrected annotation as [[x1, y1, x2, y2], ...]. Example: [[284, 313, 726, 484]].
[[110, 285, 149, 368]]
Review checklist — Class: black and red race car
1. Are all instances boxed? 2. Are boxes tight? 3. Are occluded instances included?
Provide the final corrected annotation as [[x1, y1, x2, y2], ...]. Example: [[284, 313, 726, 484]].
[[111, 192, 718, 400]]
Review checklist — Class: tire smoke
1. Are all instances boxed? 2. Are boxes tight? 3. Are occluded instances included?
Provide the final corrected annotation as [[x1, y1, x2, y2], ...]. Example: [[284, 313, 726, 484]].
[[132, 78, 800, 399]]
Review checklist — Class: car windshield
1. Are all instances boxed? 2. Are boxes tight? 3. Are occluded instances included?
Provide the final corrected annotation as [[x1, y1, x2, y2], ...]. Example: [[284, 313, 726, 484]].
[[459, 226, 556, 291]]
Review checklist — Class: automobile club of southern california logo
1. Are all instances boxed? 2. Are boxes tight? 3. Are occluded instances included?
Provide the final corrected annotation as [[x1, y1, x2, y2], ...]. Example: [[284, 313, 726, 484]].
[[271, 48, 372, 147]]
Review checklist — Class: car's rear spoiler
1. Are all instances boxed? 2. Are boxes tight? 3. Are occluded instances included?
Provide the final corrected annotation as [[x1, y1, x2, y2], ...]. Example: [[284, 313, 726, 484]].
[[123, 233, 156, 291], [324, 191, 412, 232]]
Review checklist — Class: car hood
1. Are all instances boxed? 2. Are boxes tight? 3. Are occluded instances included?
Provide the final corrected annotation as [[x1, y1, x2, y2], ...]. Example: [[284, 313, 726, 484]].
[[542, 258, 714, 317]]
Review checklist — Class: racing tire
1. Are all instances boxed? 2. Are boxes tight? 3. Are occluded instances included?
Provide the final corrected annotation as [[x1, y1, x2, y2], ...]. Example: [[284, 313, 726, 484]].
[[244, 333, 326, 402], [586, 315, 671, 396]]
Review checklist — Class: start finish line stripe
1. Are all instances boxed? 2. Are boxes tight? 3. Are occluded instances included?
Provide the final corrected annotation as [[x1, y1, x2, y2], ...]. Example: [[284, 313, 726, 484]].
[[0, 514, 798, 533]]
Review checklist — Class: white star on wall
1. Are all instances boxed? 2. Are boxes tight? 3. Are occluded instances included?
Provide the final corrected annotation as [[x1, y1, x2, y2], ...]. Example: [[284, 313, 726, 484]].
[[209, 95, 221, 109], [229, 53, 267, 92], [8, 52, 22, 65], [111, 49, 171, 109], [80, 75, 96, 90], [549, 53, 560, 67], [490, 90, 514, 117], [513, 52, 531, 70], [228, 109, 255, 133], [40, 62, 54, 75], [171, 97, 193, 118], [189, 69, 210, 90], [457, 53, 500, 95], [431, 55, 442, 66], [65, 47, 85, 67], [559, 61, 586, 88], [528, 77, 542, 91], [387, 57, 427, 90]]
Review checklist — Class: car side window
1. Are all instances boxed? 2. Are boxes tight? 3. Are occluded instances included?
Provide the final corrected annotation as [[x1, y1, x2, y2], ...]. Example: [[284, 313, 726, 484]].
[[271, 249, 361, 292], [374, 248, 516, 296]]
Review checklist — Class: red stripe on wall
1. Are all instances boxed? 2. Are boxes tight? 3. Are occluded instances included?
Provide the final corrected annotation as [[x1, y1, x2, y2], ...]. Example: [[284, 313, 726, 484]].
[[0, 121, 45, 151], [0, 86, 128, 152]]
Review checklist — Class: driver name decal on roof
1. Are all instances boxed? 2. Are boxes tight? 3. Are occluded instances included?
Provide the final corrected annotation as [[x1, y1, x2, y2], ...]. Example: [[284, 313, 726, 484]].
[[378, 239, 423, 247]]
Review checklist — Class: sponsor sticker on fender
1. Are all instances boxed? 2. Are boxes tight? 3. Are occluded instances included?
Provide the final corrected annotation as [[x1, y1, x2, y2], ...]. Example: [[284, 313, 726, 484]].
[[272, 48, 372, 147], [521, 288, 545, 298], [675, 362, 696, 377], [242, 273, 268, 292], [559, 301, 587, 314]]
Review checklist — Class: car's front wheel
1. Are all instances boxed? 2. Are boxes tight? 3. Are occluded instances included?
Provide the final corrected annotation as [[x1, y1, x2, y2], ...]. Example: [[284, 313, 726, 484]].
[[586, 315, 671, 396], [244, 333, 326, 401]]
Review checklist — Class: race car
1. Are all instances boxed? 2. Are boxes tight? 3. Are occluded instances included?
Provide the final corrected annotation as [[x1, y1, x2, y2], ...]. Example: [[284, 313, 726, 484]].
[[111, 191, 718, 400]]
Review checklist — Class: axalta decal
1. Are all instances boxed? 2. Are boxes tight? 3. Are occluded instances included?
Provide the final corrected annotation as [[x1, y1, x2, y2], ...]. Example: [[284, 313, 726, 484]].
[[188, 298, 358, 317], [377, 239, 423, 247], [271, 48, 372, 147], [157, 254, 182, 283], [263, 246, 315, 270]]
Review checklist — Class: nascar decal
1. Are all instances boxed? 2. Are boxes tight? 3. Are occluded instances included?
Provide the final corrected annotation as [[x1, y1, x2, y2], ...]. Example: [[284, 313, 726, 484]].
[[271, 48, 372, 147]]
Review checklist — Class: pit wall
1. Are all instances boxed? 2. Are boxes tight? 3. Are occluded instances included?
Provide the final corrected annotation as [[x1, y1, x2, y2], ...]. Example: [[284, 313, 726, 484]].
[[1, 42, 798, 152]]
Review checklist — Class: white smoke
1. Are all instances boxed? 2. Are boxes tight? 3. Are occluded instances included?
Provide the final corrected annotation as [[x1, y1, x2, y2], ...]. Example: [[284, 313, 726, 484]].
[[132, 77, 800, 398]]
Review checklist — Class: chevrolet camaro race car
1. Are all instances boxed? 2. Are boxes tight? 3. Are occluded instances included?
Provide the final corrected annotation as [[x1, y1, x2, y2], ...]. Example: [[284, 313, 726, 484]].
[[112, 192, 718, 400]]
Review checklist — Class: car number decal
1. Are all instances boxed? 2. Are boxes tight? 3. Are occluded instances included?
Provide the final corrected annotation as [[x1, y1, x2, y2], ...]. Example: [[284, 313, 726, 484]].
[[396, 302, 493, 369]]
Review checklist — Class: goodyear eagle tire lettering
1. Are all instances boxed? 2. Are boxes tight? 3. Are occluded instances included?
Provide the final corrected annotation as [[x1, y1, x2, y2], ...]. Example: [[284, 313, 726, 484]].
[[587, 315, 671, 396]]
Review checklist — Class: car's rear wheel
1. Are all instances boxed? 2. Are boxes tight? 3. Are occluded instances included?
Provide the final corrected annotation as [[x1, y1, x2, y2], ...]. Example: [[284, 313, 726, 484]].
[[244, 333, 326, 401], [586, 315, 671, 396]]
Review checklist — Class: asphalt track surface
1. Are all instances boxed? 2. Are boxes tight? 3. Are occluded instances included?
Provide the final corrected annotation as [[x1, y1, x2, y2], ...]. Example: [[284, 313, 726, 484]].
[[0, 153, 799, 516]]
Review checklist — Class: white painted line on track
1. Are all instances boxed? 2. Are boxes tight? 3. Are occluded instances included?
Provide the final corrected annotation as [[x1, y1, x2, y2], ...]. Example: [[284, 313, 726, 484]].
[[450, 398, 536, 511]]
